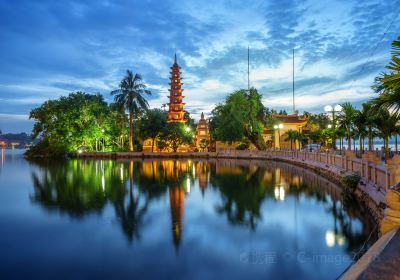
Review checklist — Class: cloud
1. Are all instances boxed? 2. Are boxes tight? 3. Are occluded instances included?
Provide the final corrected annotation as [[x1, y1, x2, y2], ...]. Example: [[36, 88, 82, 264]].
[[0, 0, 399, 132]]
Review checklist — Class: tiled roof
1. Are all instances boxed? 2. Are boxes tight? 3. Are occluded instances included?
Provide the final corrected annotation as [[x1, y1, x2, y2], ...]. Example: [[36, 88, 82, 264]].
[[273, 114, 308, 124]]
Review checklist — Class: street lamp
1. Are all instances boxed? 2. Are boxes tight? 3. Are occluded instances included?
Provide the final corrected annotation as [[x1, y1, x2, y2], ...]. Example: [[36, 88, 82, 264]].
[[274, 124, 284, 149], [324, 104, 342, 149]]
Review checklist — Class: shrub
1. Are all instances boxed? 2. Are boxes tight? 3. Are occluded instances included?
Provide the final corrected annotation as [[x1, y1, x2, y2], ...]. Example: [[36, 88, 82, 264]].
[[342, 173, 361, 192]]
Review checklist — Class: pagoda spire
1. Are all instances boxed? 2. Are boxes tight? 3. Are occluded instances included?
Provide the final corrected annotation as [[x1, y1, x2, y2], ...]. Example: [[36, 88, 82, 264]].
[[167, 53, 186, 123]]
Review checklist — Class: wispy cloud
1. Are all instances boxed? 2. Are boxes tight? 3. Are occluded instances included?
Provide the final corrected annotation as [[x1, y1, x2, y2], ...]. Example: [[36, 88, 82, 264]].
[[0, 0, 399, 132]]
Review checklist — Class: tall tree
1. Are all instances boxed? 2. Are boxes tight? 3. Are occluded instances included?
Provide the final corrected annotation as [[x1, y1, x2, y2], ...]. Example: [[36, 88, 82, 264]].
[[373, 108, 398, 161], [210, 88, 267, 150], [140, 109, 168, 152], [111, 70, 151, 151], [337, 102, 356, 150]]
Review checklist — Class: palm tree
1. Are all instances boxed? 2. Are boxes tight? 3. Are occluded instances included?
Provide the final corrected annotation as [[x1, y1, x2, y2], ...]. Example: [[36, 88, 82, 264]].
[[353, 108, 368, 153], [285, 129, 298, 150], [373, 108, 398, 161], [337, 102, 356, 150], [111, 70, 151, 151], [372, 37, 400, 117]]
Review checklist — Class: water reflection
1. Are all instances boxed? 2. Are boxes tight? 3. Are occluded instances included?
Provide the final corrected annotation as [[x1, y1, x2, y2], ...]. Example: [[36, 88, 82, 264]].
[[29, 158, 376, 257]]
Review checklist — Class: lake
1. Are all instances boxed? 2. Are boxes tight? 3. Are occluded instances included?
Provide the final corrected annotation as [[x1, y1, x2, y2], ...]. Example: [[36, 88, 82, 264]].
[[0, 149, 376, 279]]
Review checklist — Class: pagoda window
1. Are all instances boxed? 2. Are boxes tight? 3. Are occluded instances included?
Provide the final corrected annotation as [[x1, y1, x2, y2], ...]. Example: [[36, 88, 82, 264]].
[[199, 131, 206, 135]]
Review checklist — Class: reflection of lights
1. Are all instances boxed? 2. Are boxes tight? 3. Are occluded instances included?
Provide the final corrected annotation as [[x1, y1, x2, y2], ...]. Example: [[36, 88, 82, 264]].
[[325, 229, 345, 247], [120, 166, 124, 181], [192, 166, 196, 176], [274, 186, 285, 201], [337, 236, 345, 246], [101, 175, 105, 191], [325, 230, 335, 247], [186, 177, 191, 193]]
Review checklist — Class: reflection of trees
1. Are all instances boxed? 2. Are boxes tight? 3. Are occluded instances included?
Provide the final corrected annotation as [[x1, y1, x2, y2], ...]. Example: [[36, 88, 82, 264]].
[[29, 158, 377, 254], [112, 161, 149, 242], [30, 160, 110, 217], [210, 166, 266, 230], [30, 159, 152, 242]]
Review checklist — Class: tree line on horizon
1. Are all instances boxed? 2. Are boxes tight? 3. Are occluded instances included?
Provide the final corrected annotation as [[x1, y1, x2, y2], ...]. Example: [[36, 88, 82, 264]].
[[26, 36, 400, 160]]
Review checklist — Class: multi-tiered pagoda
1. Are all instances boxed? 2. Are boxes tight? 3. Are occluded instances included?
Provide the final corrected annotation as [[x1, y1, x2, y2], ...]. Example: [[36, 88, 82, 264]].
[[168, 54, 186, 123]]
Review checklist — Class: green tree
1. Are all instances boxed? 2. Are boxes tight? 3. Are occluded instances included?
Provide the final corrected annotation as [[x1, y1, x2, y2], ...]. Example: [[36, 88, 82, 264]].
[[285, 129, 298, 150], [158, 122, 193, 152], [27, 92, 121, 157], [140, 109, 168, 152], [373, 108, 398, 160], [337, 102, 357, 150], [210, 88, 267, 150], [111, 70, 151, 151], [372, 37, 400, 117]]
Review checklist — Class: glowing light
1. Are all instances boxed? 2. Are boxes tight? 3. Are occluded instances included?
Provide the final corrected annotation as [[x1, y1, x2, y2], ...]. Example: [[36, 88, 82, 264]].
[[337, 235, 345, 246], [324, 105, 333, 112], [274, 187, 280, 199], [185, 126, 191, 133], [274, 185, 285, 201], [279, 186, 285, 200], [334, 104, 342, 112], [278, 124, 283, 129], [77, 149, 83, 154], [186, 177, 191, 193], [327, 124, 332, 129], [325, 230, 335, 247]]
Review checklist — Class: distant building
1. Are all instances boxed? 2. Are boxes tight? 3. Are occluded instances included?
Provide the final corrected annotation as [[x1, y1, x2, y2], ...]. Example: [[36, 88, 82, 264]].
[[195, 112, 210, 151], [263, 114, 308, 149]]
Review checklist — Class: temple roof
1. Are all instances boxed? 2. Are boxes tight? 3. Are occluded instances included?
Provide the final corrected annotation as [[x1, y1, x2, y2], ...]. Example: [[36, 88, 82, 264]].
[[273, 114, 308, 124]]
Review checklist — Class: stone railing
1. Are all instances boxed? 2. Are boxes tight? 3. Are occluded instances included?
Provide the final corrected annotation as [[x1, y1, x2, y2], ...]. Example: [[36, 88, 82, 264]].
[[216, 149, 400, 194]]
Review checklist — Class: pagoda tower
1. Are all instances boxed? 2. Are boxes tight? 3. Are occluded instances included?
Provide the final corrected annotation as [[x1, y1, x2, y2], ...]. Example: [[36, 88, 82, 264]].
[[168, 53, 186, 122]]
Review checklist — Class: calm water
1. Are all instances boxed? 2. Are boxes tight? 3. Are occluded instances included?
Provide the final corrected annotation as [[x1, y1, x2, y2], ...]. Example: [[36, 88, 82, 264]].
[[0, 149, 376, 280]]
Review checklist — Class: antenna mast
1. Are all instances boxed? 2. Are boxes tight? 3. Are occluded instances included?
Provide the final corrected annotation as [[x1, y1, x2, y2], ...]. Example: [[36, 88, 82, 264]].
[[292, 49, 295, 113], [247, 46, 250, 91]]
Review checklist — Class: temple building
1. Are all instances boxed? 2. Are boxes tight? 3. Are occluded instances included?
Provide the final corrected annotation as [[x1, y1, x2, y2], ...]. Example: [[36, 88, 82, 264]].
[[263, 114, 308, 149], [168, 54, 186, 123], [195, 112, 210, 151], [142, 54, 188, 152]]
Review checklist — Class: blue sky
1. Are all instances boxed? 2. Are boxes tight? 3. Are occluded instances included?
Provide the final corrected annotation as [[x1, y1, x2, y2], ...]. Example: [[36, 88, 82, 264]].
[[0, 0, 399, 133]]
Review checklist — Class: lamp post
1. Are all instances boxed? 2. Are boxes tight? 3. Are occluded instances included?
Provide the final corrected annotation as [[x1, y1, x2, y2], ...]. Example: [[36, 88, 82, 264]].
[[274, 124, 284, 149], [324, 104, 342, 150]]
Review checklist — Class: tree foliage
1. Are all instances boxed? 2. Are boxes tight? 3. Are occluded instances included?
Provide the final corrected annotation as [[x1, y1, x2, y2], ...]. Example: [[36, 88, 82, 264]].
[[210, 88, 267, 150], [27, 92, 127, 157]]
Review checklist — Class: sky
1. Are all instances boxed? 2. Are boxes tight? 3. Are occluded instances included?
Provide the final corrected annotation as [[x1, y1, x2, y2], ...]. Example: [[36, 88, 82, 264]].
[[0, 0, 399, 133]]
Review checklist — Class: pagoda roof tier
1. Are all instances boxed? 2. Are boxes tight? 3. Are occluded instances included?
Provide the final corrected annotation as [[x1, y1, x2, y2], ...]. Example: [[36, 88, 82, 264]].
[[168, 89, 184, 92], [169, 96, 185, 99]]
